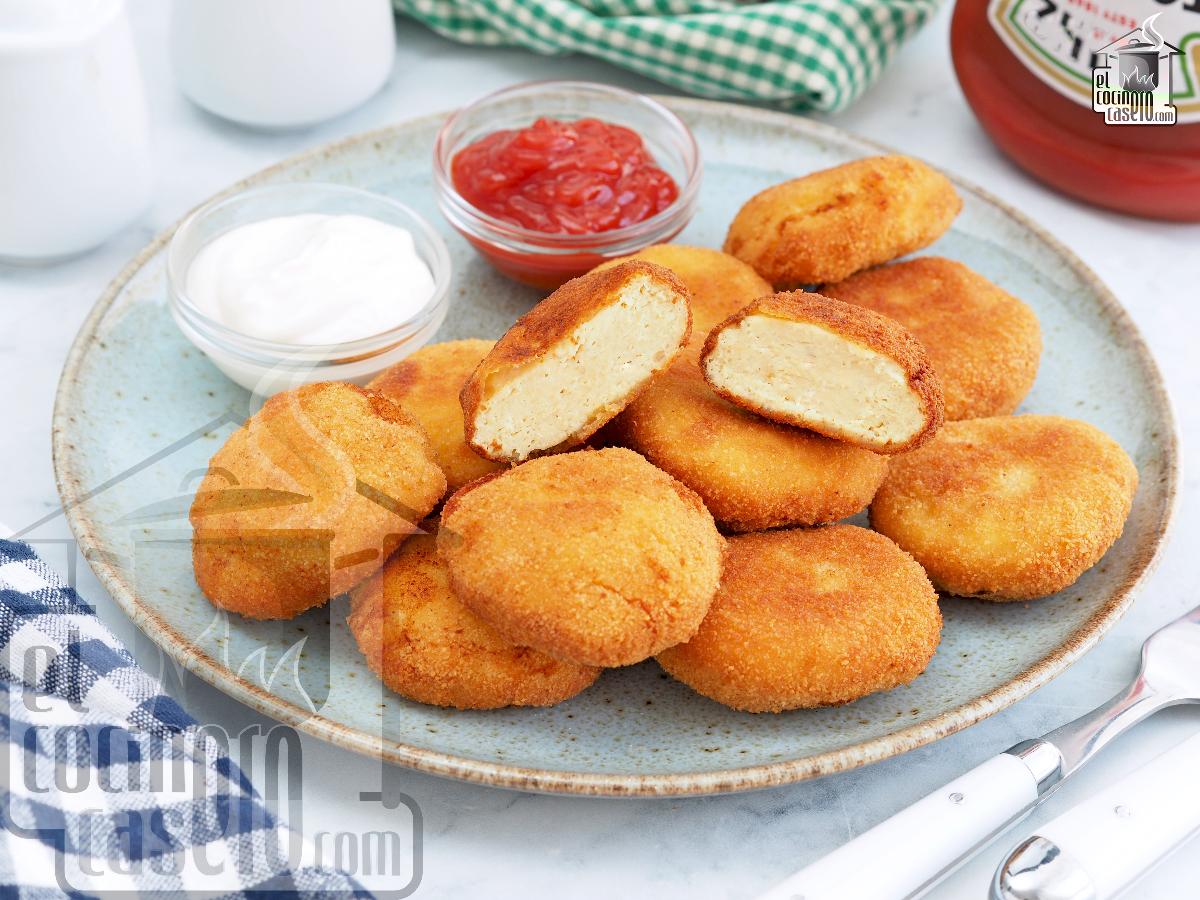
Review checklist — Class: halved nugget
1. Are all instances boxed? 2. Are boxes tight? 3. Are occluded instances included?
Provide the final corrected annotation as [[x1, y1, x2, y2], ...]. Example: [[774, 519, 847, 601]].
[[369, 339, 503, 494], [190, 382, 446, 619], [438, 447, 724, 668], [824, 257, 1042, 420], [348, 530, 600, 709], [461, 261, 691, 463], [600, 355, 888, 533], [701, 292, 944, 454], [870, 416, 1139, 600], [656, 526, 941, 712], [593, 244, 771, 342], [724, 155, 962, 286]]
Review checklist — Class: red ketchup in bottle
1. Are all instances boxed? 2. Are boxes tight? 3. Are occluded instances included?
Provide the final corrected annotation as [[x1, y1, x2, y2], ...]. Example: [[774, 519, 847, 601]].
[[951, 0, 1200, 221]]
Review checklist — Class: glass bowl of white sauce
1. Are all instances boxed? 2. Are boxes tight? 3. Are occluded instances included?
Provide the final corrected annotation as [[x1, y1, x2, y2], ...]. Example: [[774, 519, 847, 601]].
[[167, 183, 451, 395]]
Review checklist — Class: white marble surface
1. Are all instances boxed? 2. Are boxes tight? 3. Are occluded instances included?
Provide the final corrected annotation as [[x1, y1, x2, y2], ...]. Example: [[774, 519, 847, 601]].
[[4, 1, 1200, 897]]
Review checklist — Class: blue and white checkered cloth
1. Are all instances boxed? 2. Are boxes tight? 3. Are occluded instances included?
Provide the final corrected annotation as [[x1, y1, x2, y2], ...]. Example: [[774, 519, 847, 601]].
[[0, 538, 365, 896]]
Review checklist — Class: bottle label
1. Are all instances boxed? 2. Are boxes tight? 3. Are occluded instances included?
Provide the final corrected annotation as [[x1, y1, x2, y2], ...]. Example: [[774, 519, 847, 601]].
[[988, 0, 1200, 124]]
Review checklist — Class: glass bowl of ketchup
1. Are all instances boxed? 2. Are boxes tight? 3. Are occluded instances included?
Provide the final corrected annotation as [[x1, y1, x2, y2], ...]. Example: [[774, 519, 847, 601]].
[[434, 81, 702, 290]]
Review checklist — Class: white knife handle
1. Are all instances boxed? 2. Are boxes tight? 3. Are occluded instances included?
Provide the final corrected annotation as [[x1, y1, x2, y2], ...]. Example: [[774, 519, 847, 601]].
[[758, 753, 1040, 900], [1026, 731, 1200, 899]]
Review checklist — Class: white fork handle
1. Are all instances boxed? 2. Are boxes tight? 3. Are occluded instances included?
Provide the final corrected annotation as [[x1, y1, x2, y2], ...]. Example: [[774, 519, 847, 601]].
[[757, 753, 1040, 900]]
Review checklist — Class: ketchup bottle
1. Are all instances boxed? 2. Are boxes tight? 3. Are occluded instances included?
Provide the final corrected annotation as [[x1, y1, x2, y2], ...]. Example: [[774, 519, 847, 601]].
[[951, 0, 1200, 221]]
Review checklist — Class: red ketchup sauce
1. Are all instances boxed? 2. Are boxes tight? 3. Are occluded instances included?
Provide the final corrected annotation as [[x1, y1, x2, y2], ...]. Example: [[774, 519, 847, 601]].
[[450, 117, 681, 288], [951, 0, 1200, 222]]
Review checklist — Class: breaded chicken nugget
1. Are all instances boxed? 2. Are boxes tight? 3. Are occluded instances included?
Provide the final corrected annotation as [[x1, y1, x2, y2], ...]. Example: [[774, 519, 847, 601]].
[[724, 155, 962, 286], [461, 261, 691, 464], [348, 530, 600, 709], [824, 257, 1042, 420], [594, 244, 771, 340], [602, 354, 888, 532], [190, 382, 446, 619], [657, 526, 941, 712], [438, 448, 724, 668], [870, 416, 1138, 600], [701, 291, 943, 454], [369, 340, 502, 494]]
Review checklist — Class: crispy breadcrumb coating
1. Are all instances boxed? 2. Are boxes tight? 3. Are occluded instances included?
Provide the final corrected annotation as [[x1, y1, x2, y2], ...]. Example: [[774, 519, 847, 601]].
[[594, 244, 771, 341], [438, 447, 724, 667], [190, 382, 446, 619], [870, 416, 1138, 600], [824, 257, 1041, 420], [348, 530, 600, 709], [369, 339, 503, 494], [724, 155, 961, 286], [657, 526, 941, 712], [601, 350, 888, 533]]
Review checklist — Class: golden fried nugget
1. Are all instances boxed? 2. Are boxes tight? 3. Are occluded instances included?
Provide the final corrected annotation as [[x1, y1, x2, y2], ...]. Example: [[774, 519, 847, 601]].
[[724, 155, 962, 286], [438, 448, 724, 668], [657, 526, 941, 712], [824, 257, 1042, 420], [602, 353, 888, 533], [190, 382, 446, 619], [594, 244, 771, 340], [461, 261, 691, 464], [369, 340, 503, 494], [870, 416, 1139, 600], [348, 530, 600, 709], [701, 291, 943, 454]]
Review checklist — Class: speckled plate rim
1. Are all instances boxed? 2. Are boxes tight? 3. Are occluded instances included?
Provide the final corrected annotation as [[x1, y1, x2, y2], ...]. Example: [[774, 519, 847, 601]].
[[53, 98, 1180, 798]]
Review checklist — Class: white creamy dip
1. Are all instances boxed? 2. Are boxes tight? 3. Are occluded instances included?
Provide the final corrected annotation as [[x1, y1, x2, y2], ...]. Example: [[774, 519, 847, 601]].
[[185, 213, 436, 344]]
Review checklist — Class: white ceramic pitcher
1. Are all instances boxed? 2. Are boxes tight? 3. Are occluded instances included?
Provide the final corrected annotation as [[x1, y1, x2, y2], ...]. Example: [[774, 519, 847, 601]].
[[0, 0, 152, 263], [170, 0, 397, 129]]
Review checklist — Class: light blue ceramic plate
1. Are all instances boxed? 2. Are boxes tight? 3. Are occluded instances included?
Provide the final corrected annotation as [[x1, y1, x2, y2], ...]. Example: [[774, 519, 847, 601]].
[[53, 99, 1178, 796]]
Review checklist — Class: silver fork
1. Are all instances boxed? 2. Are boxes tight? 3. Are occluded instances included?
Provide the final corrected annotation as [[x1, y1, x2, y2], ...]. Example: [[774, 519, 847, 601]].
[[757, 603, 1200, 900]]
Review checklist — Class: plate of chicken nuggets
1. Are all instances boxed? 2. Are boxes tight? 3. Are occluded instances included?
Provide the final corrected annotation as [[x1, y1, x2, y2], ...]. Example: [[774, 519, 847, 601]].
[[54, 99, 1177, 796]]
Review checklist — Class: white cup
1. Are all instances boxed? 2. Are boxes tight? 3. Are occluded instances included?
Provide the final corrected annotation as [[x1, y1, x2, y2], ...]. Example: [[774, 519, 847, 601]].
[[170, 0, 397, 129], [0, 0, 152, 263]]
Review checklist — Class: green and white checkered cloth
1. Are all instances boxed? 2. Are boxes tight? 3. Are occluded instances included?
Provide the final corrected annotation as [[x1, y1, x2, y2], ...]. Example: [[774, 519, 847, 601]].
[[393, 0, 939, 112]]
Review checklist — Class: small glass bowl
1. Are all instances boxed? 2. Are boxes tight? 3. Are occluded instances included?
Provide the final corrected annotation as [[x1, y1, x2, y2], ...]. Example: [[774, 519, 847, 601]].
[[433, 81, 702, 291], [167, 183, 452, 396]]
